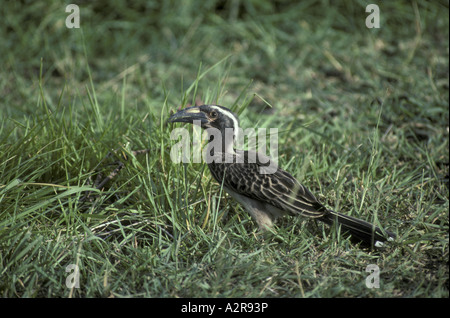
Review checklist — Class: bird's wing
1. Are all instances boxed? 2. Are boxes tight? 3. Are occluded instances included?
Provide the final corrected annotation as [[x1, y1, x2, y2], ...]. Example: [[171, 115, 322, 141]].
[[208, 151, 327, 218]]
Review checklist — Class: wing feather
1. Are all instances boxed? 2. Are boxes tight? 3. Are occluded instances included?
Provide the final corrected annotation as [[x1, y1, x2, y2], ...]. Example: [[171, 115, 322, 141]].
[[208, 151, 327, 218]]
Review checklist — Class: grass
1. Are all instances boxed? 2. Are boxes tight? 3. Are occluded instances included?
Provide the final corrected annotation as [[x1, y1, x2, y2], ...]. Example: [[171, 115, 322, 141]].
[[0, 1, 448, 298]]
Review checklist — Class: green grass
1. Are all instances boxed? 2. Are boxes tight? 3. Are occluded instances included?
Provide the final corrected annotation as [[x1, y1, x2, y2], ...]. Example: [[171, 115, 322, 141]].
[[0, 1, 448, 298]]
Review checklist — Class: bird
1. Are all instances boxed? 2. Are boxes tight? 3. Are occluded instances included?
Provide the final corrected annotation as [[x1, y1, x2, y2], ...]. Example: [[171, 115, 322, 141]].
[[168, 104, 395, 247]]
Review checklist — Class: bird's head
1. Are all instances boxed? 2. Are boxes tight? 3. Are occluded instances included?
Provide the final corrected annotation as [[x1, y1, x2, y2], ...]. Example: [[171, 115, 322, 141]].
[[168, 105, 240, 153], [168, 105, 239, 132], [168, 105, 239, 138]]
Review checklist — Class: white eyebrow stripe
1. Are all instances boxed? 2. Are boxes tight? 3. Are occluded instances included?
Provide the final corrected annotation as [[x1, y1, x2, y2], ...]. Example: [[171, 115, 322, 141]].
[[209, 105, 240, 141]]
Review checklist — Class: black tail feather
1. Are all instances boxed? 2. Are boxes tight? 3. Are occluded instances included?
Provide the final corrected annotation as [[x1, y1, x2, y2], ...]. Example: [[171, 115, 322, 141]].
[[321, 210, 395, 247]]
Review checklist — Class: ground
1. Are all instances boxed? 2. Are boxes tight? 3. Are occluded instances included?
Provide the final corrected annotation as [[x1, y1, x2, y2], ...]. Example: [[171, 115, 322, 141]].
[[0, 1, 448, 298]]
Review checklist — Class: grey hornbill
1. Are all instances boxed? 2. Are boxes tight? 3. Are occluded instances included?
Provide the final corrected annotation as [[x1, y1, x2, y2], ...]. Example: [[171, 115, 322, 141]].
[[168, 104, 395, 247]]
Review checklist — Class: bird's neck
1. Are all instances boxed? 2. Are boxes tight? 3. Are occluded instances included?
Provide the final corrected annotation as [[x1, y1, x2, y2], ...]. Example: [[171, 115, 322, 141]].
[[207, 127, 236, 155]]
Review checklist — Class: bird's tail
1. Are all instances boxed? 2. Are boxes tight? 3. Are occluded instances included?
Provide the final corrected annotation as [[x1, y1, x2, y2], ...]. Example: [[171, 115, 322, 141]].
[[321, 210, 395, 248]]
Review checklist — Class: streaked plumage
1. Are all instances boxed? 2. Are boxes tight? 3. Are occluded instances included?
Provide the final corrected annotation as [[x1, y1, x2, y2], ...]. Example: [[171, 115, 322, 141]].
[[168, 104, 395, 247]]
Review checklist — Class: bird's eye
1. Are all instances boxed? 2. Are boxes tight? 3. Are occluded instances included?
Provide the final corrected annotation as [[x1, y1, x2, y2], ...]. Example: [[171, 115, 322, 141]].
[[210, 111, 218, 118]]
